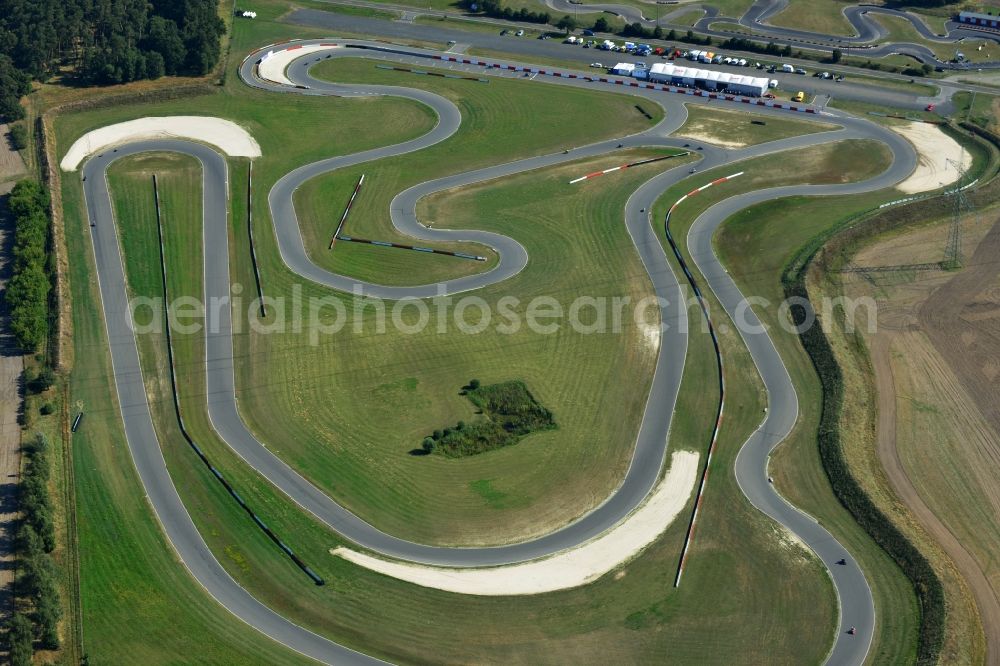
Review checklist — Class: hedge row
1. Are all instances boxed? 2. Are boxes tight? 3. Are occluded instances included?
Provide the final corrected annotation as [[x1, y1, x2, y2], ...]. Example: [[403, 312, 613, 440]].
[[5, 433, 62, 663], [4, 180, 52, 352], [782, 236, 944, 664]]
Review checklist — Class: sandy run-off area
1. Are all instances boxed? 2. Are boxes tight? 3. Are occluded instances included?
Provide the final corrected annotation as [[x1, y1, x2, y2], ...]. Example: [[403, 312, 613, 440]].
[[258, 44, 335, 86], [332, 450, 699, 595], [893, 121, 971, 194], [60, 117, 261, 171]]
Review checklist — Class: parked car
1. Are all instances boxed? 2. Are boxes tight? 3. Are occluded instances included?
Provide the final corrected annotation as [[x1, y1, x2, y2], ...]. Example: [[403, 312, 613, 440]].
[[515, 29, 524, 37], [590, 62, 604, 68]]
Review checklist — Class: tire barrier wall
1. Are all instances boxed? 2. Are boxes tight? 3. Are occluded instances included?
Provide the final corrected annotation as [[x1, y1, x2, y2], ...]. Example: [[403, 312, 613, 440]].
[[247, 162, 266, 317], [336, 234, 487, 261], [152, 174, 324, 586]]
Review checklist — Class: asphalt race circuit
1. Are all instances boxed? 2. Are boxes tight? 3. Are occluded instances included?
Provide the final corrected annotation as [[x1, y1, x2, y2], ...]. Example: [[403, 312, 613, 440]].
[[284, 8, 968, 112], [527, 0, 1000, 69], [79, 37, 919, 665]]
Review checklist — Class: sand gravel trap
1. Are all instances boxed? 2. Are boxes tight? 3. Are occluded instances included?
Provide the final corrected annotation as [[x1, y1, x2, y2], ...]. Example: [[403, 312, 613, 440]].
[[60, 117, 260, 171], [676, 130, 748, 149], [258, 44, 337, 86], [332, 450, 699, 596], [893, 122, 971, 194]]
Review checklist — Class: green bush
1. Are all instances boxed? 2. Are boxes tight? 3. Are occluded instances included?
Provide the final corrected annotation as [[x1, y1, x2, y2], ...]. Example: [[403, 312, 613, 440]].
[[9, 431, 61, 661], [4, 180, 52, 352], [39, 402, 53, 415], [6, 612, 33, 666], [26, 366, 55, 394], [423, 381, 556, 457], [9, 123, 28, 150]]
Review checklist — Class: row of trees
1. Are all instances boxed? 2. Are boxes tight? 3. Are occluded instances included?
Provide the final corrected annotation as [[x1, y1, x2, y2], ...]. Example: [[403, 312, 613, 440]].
[[5, 434, 62, 664], [0, 0, 226, 122], [0, 55, 31, 123], [459, 0, 552, 25], [5, 180, 51, 353]]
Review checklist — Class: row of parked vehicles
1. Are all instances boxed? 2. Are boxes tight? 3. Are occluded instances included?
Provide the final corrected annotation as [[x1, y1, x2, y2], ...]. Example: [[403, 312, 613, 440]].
[[559, 37, 850, 83]]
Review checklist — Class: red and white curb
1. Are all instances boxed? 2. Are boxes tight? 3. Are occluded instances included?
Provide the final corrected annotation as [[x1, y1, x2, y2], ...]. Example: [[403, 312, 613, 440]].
[[569, 163, 633, 184], [568, 153, 692, 185]]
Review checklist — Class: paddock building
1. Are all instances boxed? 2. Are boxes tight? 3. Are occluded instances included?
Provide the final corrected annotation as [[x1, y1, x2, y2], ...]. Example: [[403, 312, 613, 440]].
[[958, 11, 1000, 30]]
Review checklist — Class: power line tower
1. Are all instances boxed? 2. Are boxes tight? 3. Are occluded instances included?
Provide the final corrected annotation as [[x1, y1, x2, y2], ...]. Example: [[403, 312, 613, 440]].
[[943, 148, 973, 270]]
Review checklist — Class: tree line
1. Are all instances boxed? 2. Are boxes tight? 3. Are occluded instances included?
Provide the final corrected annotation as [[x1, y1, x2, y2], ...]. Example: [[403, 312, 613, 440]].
[[4, 433, 62, 664], [4, 180, 52, 353], [0, 0, 226, 122], [459, 0, 551, 26]]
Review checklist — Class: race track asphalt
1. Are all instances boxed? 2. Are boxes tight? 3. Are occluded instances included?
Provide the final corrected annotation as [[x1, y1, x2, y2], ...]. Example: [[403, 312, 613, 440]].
[[79, 37, 917, 664], [528, 0, 1000, 69], [287, 8, 950, 110]]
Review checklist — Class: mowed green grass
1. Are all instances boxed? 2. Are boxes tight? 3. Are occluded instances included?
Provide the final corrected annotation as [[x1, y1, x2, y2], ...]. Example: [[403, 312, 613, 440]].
[[293, 57, 663, 285], [86, 146, 837, 665], [59, 7, 905, 663], [714, 194, 924, 665], [765, 0, 857, 37], [871, 13, 999, 63], [237, 148, 679, 546], [676, 104, 839, 146], [65, 155, 306, 664], [645, 136, 927, 664]]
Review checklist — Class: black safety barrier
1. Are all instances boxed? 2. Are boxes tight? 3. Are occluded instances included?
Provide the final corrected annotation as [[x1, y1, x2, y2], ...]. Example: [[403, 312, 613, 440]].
[[247, 162, 266, 317], [152, 174, 324, 586], [336, 234, 486, 261]]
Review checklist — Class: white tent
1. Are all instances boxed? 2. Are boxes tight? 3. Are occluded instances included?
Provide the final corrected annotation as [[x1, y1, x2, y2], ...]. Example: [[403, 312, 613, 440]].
[[645, 62, 768, 96]]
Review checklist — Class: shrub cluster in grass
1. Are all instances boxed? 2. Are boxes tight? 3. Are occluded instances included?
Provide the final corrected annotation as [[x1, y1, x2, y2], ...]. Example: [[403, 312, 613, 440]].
[[4, 180, 52, 352], [9, 122, 28, 150], [3, 433, 62, 663], [421, 380, 556, 457]]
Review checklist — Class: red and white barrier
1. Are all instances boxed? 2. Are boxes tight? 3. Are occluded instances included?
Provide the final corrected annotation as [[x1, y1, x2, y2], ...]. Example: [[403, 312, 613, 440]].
[[569, 163, 631, 184]]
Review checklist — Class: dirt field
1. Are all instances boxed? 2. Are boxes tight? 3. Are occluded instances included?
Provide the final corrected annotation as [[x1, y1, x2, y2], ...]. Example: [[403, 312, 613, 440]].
[[848, 212, 1000, 664], [0, 126, 26, 184]]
